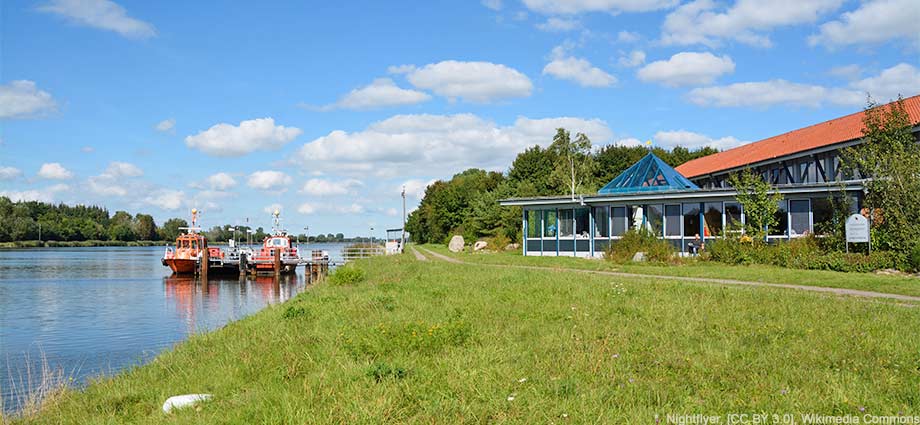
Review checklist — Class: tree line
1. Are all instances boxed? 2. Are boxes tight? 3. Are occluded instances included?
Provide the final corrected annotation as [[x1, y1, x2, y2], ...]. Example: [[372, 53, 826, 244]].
[[405, 130, 718, 244]]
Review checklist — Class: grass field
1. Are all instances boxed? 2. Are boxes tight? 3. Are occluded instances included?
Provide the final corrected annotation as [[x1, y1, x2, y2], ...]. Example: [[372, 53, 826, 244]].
[[420, 244, 920, 299], [10, 251, 920, 423]]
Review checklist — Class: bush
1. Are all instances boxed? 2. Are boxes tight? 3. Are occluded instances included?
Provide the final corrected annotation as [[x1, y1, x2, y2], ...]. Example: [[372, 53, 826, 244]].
[[281, 305, 311, 320], [706, 236, 908, 272], [910, 244, 920, 272], [327, 264, 367, 286], [605, 229, 675, 263], [365, 362, 408, 382], [484, 234, 511, 251]]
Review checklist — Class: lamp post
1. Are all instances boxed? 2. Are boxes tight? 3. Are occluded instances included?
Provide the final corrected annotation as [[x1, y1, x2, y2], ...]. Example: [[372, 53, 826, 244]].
[[401, 185, 406, 249], [370, 226, 375, 244]]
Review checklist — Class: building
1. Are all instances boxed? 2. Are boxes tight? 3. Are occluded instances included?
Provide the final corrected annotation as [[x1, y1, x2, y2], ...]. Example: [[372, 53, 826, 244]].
[[499, 95, 920, 257]]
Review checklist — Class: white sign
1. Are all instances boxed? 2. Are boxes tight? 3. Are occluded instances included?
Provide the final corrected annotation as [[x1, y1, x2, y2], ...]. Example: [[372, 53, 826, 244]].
[[845, 214, 870, 243]]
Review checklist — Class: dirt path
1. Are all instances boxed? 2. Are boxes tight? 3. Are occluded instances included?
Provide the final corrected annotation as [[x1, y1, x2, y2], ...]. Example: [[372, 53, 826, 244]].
[[409, 246, 428, 261], [418, 248, 920, 305]]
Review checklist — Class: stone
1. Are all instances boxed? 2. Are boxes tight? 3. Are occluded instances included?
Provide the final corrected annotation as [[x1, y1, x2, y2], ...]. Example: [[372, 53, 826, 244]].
[[504, 243, 520, 251], [473, 241, 488, 251], [163, 394, 212, 413], [448, 235, 465, 253], [631, 252, 646, 262]]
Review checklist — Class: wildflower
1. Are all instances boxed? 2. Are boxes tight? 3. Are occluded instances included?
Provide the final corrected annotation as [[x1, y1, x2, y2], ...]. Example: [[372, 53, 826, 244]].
[[611, 353, 619, 359], [780, 389, 787, 395], [518, 378, 527, 383], [628, 378, 634, 383], [507, 394, 516, 401], [859, 406, 866, 412], [561, 413, 568, 418]]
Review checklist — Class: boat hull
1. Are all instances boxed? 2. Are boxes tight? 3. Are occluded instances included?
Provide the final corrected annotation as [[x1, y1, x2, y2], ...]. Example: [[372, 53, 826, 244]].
[[162, 258, 197, 274]]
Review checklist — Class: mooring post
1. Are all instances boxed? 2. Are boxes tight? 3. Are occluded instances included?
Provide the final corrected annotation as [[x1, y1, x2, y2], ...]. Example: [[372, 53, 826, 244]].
[[239, 252, 247, 276], [200, 247, 209, 281], [273, 248, 281, 277]]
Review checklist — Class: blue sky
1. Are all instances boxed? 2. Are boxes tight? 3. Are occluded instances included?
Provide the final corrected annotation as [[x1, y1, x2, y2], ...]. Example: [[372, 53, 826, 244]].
[[1, 0, 918, 237]]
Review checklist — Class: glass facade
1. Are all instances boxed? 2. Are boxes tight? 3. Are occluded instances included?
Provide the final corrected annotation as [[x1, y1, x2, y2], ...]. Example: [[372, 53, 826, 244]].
[[526, 210, 540, 238], [770, 200, 788, 236], [543, 210, 557, 238], [725, 202, 742, 234], [683, 203, 700, 237], [812, 197, 834, 235], [703, 202, 723, 237], [559, 209, 574, 238], [789, 200, 810, 236], [645, 204, 663, 236], [575, 209, 590, 238], [664, 205, 681, 237], [612, 207, 627, 237], [594, 206, 609, 238]]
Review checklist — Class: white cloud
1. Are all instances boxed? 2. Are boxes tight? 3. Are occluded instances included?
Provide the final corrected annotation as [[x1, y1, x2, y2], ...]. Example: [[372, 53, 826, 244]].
[[405, 61, 533, 103], [38, 162, 73, 180], [0, 80, 57, 119], [325, 78, 431, 110], [654, 130, 745, 150], [522, 0, 678, 14], [661, 0, 843, 47], [155, 118, 175, 132], [143, 189, 184, 211], [828, 64, 862, 80], [297, 202, 316, 215], [613, 137, 643, 147], [687, 63, 920, 108], [0, 166, 23, 180], [103, 161, 143, 178], [0, 184, 69, 203], [637, 52, 735, 87], [618, 50, 646, 67], [206, 172, 237, 190], [296, 113, 612, 177], [301, 178, 363, 196], [536, 17, 581, 32], [387, 64, 417, 75], [402, 179, 438, 199], [185, 118, 302, 157], [247, 170, 292, 191], [85, 161, 143, 197], [482, 0, 502, 11], [87, 176, 127, 196], [295, 202, 364, 215], [543, 47, 617, 88], [38, 0, 156, 39], [617, 30, 640, 43], [809, 0, 920, 48]]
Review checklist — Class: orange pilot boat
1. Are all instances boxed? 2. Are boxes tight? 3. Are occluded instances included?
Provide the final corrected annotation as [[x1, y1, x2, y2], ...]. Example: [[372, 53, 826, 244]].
[[249, 210, 302, 274], [162, 209, 208, 275]]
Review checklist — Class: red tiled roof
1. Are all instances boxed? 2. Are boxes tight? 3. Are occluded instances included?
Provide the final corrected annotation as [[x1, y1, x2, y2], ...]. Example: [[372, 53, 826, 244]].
[[675, 94, 920, 178]]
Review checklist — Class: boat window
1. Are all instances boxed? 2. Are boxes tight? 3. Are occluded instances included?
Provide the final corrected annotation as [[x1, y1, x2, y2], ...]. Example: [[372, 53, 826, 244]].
[[273, 238, 283, 247]]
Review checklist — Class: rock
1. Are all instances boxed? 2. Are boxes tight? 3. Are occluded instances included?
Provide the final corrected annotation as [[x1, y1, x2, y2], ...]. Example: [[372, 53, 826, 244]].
[[448, 235, 465, 253], [162, 394, 212, 413], [631, 252, 646, 262], [473, 241, 488, 251], [504, 243, 520, 251]]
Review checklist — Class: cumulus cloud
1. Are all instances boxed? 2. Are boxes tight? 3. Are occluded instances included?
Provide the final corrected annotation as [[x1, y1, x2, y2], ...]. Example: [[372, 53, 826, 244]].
[[543, 47, 617, 88], [206, 172, 237, 190], [38, 162, 73, 180], [405, 60, 533, 103], [828, 64, 862, 80], [296, 113, 612, 177], [155, 118, 175, 133], [661, 0, 843, 47], [401, 179, 438, 199], [185, 118, 301, 157], [300, 178, 363, 196], [0, 80, 57, 119], [654, 130, 745, 150], [295, 202, 365, 215], [0, 184, 69, 203], [482, 0, 502, 11], [85, 161, 143, 197], [297, 203, 316, 215], [38, 0, 156, 39], [143, 189, 184, 211], [536, 17, 581, 32], [687, 63, 920, 107], [323, 78, 431, 110], [618, 50, 646, 67], [637, 52, 735, 87], [0, 166, 23, 180], [522, 0, 678, 14], [247, 170, 292, 191], [103, 161, 143, 178], [809, 0, 920, 48], [617, 30, 640, 43]]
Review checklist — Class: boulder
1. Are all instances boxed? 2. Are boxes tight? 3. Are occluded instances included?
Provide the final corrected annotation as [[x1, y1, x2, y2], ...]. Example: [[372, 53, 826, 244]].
[[448, 235, 465, 253], [631, 252, 647, 262], [473, 241, 488, 251], [163, 394, 212, 413], [504, 243, 520, 251]]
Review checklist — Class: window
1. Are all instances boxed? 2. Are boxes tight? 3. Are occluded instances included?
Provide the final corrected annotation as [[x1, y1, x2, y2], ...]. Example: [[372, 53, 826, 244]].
[[725, 202, 742, 234], [770, 200, 788, 236], [683, 203, 701, 237], [703, 202, 723, 237], [811, 197, 834, 235], [645, 204, 663, 236], [543, 210, 557, 238], [575, 208, 590, 238], [612, 207, 627, 237], [627, 206, 638, 231], [594, 206, 609, 238], [559, 209, 574, 238], [526, 210, 540, 238], [789, 200, 810, 236], [664, 205, 681, 237]]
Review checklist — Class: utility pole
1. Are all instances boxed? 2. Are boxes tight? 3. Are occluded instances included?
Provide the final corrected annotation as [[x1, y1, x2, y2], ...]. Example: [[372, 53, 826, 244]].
[[401, 185, 406, 249], [38, 222, 42, 243]]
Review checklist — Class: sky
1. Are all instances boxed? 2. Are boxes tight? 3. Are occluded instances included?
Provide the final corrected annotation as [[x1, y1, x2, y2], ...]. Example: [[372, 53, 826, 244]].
[[1, 0, 919, 237]]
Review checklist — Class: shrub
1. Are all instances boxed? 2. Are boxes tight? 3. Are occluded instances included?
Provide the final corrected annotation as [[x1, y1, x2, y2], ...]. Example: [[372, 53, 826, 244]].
[[281, 305, 311, 320], [484, 234, 511, 251], [365, 362, 408, 382], [706, 236, 908, 272], [604, 229, 675, 263], [327, 264, 367, 286], [910, 244, 920, 272]]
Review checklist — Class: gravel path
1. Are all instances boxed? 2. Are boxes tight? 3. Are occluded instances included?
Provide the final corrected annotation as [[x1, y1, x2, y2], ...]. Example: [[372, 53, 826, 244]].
[[418, 248, 920, 305], [409, 246, 428, 261]]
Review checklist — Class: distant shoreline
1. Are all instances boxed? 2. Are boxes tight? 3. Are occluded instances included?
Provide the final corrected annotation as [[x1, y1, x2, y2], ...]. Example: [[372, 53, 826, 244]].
[[0, 240, 171, 249]]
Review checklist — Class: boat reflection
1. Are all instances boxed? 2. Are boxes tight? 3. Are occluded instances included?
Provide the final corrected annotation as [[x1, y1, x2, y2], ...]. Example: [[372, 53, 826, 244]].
[[163, 273, 307, 333]]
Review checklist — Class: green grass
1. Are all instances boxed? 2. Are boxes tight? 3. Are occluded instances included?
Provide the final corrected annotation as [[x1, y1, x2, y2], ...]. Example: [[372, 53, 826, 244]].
[[13, 253, 920, 423], [421, 244, 920, 298]]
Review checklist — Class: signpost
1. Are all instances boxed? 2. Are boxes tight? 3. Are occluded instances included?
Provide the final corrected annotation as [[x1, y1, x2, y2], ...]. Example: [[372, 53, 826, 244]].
[[845, 213, 870, 253]]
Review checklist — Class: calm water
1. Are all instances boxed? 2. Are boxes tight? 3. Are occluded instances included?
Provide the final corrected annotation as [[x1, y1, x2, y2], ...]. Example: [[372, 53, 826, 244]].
[[0, 244, 346, 411]]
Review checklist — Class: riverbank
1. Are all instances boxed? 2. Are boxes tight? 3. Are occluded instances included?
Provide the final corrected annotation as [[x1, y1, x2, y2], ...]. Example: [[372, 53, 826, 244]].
[[12, 251, 920, 422], [0, 240, 169, 249]]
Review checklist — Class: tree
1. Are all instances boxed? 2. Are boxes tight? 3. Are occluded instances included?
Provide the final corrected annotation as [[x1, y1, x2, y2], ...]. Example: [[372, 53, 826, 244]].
[[134, 214, 158, 241], [159, 218, 188, 241], [729, 170, 782, 241], [548, 129, 593, 199], [841, 96, 920, 253]]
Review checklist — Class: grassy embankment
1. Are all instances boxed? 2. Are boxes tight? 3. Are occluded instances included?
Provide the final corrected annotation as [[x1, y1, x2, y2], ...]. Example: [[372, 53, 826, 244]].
[[11, 251, 920, 423], [421, 244, 920, 298]]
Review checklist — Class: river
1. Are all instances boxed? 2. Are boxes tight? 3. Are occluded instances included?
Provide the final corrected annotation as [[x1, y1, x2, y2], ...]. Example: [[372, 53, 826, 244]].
[[0, 243, 347, 412]]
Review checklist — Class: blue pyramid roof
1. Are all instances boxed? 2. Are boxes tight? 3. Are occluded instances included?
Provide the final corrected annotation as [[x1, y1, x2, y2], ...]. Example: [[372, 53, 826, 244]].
[[598, 152, 700, 194]]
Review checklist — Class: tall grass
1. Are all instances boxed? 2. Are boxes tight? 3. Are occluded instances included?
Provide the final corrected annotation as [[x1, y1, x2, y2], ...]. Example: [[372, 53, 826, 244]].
[[2, 352, 72, 421]]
